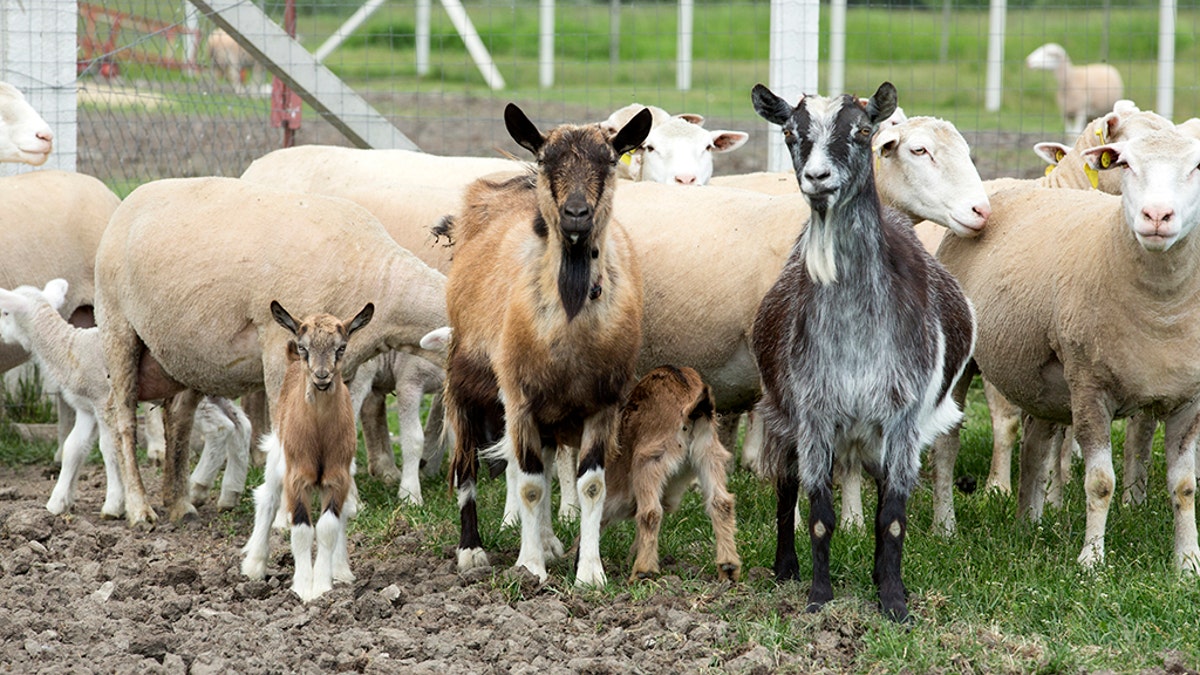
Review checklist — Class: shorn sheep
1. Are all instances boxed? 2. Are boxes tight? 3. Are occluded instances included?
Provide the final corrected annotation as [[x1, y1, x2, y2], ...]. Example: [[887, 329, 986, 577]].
[[936, 128, 1200, 573], [441, 104, 652, 585], [95, 177, 447, 528], [0, 82, 53, 165], [0, 279, 250, 518], [1026, 43, 1124, 137], [242, 301, 373, 602], [604, 365, 740, 582], [751, 82, 975, 621], [206, 28, 265, 94]]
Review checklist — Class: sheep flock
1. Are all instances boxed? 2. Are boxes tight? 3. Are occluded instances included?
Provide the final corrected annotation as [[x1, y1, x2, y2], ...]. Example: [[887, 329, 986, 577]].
[[4, 67, 1200, 638]]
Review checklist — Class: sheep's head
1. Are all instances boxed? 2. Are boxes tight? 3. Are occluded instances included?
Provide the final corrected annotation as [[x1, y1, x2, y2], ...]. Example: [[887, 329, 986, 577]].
[[639, 117, 749, 186], [1025, 43, 1069, 71], [0, 82, 53, 166], [505, 102, 652, 319], [752, 81, 897, 214], [0, 279, 68, 350], [271, 301, 374, 393]]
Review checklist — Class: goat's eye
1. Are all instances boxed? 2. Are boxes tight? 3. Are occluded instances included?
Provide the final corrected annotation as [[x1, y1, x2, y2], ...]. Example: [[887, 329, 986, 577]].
[[644, 145, 655, 153], [859, 127, 871, 137], [336, 346, 346, 358], [297, 346, 308, 357], [782, 129, 792, 138]]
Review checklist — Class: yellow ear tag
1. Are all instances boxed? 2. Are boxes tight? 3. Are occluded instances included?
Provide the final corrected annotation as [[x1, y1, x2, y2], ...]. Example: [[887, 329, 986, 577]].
[[1084, 163, 1099, 189], [1044, 164, 1055, 177], [1055, 149, 1066, 162], [1100, 149, 1114, 168], [620, 151, 634, 166], [1095, 125, 1107, 143], [874, 151, 881, 174]]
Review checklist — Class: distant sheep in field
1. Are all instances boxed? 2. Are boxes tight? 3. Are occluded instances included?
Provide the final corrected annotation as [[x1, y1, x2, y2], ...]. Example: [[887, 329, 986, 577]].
[[1026, 43, 1124, 137], [242, 301, 374, 603], [206, 28, 265, 94]]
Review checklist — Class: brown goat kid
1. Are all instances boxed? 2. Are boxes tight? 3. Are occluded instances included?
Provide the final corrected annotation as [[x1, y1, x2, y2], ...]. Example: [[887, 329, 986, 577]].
[[241, 301, 373, 603], [603, 366, 740, 582], [442, 103, 652, 586]]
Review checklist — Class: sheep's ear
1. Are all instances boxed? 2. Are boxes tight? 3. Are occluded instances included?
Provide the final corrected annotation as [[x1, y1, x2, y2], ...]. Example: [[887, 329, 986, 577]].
[[0, 288, 32, 315], [865, 82, 898, 127], [612, 108, 653, 157], [270, 300, 300, 336], [874, 126, 902, 157], [676, 113, 705, 126], [751, 84, 793, 127], [1083, 143, 1126, 171], [1033, 142, 1071, 166], [504, 103, 545, 156], [420, 326, 452, 352], [42, 279, 68, 311], [346, 303, 374, 337], [711, 130, 749, 153]]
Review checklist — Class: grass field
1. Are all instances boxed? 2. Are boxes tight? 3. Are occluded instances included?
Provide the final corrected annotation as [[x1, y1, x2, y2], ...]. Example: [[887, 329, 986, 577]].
[[5, 378, 1197, 672]]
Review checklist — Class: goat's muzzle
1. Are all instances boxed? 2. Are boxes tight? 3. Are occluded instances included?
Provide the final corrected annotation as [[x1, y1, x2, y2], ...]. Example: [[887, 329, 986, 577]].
[[560, 194, 594, 245], [312, 372, 334, 391]]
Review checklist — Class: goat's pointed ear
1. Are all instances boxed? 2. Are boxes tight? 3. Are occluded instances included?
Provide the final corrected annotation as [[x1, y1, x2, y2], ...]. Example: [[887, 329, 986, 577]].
[[505, 103, 545, 156], [866, 82, 898, 127], [346, 303, 374, 337], [271, 300, 299, 335], [751, 84, 794, 127], [611, 107, 653, 157]]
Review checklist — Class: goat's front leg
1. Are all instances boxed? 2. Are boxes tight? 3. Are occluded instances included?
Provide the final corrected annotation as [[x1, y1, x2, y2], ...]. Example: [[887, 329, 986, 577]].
[[574, 406, 618, 587], [806, 479, 836, 612], [873, 478, 909, 623], [510, 412, 551, 583], [287, 482, 318, 602], [162, 389, 202, 522], [1162, 405, 1200, 574]]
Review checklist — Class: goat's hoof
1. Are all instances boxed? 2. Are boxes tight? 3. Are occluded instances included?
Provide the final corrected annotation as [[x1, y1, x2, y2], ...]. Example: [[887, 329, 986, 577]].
[[718, 562, 741, 582], [100, 505, 124, 520], [45, 499, 69, 516], [457, 547, 489, 573], [241, 558, 267, 580], [880, 599, 912, 624], [125, 505, 158, 530], [396, 485, 423, 506]]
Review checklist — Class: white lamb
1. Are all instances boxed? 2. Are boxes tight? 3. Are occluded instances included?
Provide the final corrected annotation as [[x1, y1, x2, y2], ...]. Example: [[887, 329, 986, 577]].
[[0, 279, 251, 518], [1026, 43, 1124, 137]]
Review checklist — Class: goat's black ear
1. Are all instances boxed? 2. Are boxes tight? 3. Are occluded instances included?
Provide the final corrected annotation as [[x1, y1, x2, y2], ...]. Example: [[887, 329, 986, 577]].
[[752, 84, 794, 127], [505, 103, 545, 156], [611, 107, 653, 157], [346, 303, 374, 337], [866, 82, 898, 127], [271, 300, 299, 335]]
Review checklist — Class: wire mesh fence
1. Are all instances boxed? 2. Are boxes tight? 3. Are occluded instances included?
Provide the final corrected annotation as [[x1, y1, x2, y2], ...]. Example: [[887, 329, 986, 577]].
[[9, 0, 1190, 196]]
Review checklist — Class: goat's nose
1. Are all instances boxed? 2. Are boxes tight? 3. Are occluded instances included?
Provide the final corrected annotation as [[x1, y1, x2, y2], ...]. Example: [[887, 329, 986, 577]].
[[675, 174, 697, 185], [1143, 205, 1174, 229], [804, 168, 832, 183], [564, 202, 591, 219]]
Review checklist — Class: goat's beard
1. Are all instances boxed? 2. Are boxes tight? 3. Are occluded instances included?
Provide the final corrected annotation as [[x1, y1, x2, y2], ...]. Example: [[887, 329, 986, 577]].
[[558, 236, 594, 320]]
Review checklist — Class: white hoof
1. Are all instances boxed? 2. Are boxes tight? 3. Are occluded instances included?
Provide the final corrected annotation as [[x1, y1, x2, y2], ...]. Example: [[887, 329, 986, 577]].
[[217, 490, 242, 511], [46, 496, 70, 516], [1077, 542, 1105, 570], [574, 559, 606, 587], [457, 547, 490, 573], [1177, 548, 1200, 576], [241, 556, 267, 580], [397, 482, 424, 506], [189, 482, 211, 506], [514, 561, 549, 584]]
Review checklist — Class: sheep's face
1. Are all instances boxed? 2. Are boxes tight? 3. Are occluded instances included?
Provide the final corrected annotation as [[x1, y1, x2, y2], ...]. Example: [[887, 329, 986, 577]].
[[0, 83, 53, 166], [1087, 131, 1200, 252], [1025, 43, 1068, 71], [874, 117, 990, 236], [0, 279, 68, 351], [639, 118, 749, 186], [752, 82, 897, 215], [271, 301, 374, 393]]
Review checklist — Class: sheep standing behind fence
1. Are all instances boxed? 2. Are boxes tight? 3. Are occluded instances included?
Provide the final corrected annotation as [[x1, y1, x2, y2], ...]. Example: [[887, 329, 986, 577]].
[[1026, 43, 1124, 138], [751, 82, 975, 622]]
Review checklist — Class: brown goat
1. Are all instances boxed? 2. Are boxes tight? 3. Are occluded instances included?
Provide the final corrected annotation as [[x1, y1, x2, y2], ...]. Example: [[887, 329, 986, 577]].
[[441, 103, 652, 586], [603, 366, 740, 582], [241, 301, 373, 603]]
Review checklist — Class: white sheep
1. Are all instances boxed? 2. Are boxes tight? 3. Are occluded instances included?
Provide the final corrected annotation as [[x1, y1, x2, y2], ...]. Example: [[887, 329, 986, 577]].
[[0, 279, 251, 518], [1025, 43, 1124, 137], [0, 82, 53, 166], [206, 28, 265, 95], [242, 301, 373, 602], [937, 129, 1200, 573], [143, 398, 252, 511], [94, 176, 448, 528], [635, 117, 749, 185]]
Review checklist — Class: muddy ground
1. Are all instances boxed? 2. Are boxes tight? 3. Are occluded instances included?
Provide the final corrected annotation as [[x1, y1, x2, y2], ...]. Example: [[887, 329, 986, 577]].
[[0, 460, 869, 674]]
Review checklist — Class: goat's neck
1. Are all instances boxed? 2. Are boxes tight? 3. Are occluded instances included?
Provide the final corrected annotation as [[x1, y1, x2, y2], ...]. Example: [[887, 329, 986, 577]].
[[803, 193, 886, 287]]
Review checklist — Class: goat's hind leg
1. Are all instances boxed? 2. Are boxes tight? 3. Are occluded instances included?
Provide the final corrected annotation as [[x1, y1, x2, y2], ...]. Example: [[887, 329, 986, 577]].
[[695, 430, 740, 581], [774, 469, 801, 582]]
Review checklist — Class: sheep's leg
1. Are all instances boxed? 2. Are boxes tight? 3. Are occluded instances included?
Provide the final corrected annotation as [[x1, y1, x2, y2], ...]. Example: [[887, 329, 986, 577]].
[[1072, 397, 1116, 570], [54, 396, 73, 465], [46, 409, 99, 516], [188, 409, 227, 507], [929, 369, 974, 535], [511, 413, 551, 583], [241, 390, 268, 467], [1122, 413, 1156, 506], [361, 391, 402, 485], [834, 452, 865, 529], [217, 403, 251, 511], [806, 481, 836, 613], [774, 471, 801, 582], [574, 407, 616, 588], [556, 445, 579, 522], [103, 325, 156, 529], [717, 414, 742, 465], [740, 413, 763, 472], [96, 419, 125, 519], [162, 389, 201, 523], [1017, 416, 1062, 522], [1047, 424, 1074, 509], [394, 383, 426, 505], [1162, 406, 1200, 574], [421, 391, 447, 477], [983, 381, 1021, 494], [241, 434, 284, 580], [693, 422, 740, 582], [144, 405, 166, 467], [873, 478, 909, 623]]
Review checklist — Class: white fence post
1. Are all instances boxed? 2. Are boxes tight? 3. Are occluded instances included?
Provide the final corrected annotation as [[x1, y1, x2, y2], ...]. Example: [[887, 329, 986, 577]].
[[677, 0, 693, 92], [1157, 0, 1176, 120], [984, 0, 1007, 112], [829, 0, 846, 95], [540, 0, 554, 88], [0, 0, 77, 175], [768, 0, 819, 173]]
